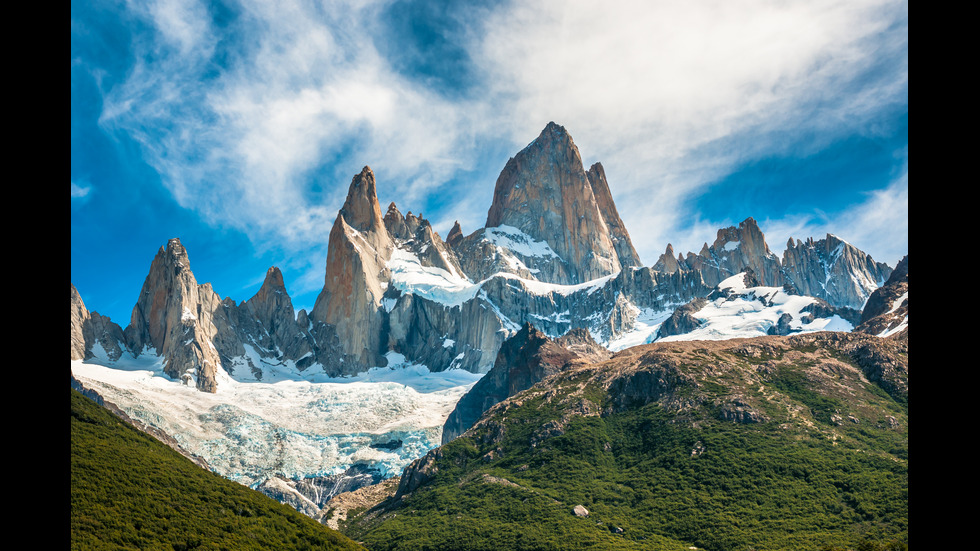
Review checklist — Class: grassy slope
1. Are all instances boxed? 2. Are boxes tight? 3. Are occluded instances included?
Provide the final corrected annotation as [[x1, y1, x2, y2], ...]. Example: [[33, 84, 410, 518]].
[[347, 335, 908, 551], [70, 389, 364, 551]]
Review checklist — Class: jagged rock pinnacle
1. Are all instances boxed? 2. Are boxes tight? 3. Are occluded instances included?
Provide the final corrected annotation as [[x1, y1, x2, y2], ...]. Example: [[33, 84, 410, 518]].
[[483, 122, 631, 284], [340, 166, 385, 234], [446, 220, 464, 249]]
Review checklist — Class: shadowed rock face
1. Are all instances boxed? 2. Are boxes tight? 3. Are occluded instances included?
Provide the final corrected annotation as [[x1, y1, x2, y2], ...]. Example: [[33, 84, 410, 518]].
[[71, 283, 126, 362], [782, 235, 892, 310], [586, 162, 642, 268], [441, 323, 591, 444], [243, 267, 313, 368], [856, 255, 908, 339], [485, 122, 638, 284]]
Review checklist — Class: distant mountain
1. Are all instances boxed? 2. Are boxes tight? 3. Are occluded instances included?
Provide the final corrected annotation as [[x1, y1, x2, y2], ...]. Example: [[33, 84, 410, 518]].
[[344, 332, 909, 550], [71, 388, 364, 550], [653, 219, 892, 310], [71, 122, 897, 394]]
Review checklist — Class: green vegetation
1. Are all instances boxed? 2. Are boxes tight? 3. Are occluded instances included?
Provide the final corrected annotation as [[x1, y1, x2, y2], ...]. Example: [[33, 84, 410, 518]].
[[346, 339, 908, 551], [71, 389, 364, 551]]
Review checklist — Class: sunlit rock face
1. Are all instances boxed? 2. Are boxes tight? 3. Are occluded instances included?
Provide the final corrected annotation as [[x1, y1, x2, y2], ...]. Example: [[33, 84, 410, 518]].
[[485, 122, 641, 284]]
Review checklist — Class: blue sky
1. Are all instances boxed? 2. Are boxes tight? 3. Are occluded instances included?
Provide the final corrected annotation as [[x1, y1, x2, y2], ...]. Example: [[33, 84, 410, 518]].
[[71, 0, 908, 324]]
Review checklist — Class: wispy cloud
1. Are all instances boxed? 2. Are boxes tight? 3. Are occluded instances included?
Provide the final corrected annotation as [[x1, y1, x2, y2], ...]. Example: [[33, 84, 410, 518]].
[[71, 181, 92, 202], [473, 0, 907, 262], [89, 0, 907, 275]]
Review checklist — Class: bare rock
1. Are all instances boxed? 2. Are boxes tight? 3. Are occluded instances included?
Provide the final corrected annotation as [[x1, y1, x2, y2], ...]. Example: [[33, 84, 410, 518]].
[[310, 167, 393, 374], [586, 162, 642, 268], [124, 238, 224, 392], [782, 234, 892, 310], [767, 313, 795, 336], [657, 297, 708, 339], [556, 327, 611, 363], [71, 284, 126, 362], [856, 255, 908, 339], [441, 323, 586, 444], [484, 122, 635, 284], [446, 220, 464, 250]]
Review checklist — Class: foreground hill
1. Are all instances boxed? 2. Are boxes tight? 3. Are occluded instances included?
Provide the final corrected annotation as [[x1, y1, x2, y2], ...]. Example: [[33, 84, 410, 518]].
[[70, 389, 364, 550], [344, 332, 908, 551]]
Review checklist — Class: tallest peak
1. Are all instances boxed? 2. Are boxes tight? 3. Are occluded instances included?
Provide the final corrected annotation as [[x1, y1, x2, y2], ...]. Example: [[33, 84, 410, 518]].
[[543, 121, 566, 133], [539, 121, 572, 142]]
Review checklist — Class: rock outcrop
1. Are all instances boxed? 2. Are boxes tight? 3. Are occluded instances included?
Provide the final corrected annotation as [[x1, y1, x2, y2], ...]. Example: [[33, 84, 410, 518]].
[[124, 238, 224, 392], [654, 218, 783, 289], [71, 284, 126, 362], [782, 234, 892, 310], [446, 221, 464, 250], [856, 255, 908, 339], [441, 323, 589, 444], [657, 297, 708, 340], [242, 267, 315, 370], [654, 218, 892, 310], [586, 162, 642, 268], [484, 122, 639, 284], [311, 166, 394, 374]]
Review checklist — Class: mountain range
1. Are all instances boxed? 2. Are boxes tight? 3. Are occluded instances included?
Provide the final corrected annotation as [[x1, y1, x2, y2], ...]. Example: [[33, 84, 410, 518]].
[[71, 122, 908, 548], [71, 122, 898, 392]]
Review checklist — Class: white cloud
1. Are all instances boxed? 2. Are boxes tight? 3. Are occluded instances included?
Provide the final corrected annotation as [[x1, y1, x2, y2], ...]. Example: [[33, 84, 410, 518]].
[[98, 0, 484, 289], [71, 181, 92, 201], [474, 0, 908, 263], [94, 0, 907, 276]]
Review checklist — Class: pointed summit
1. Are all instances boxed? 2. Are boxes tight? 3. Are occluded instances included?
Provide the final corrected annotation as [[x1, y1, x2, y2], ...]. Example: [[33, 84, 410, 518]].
[[310, 167, 394, 373], [383, 201, 410, 240], [446, 220, 464, 249], [653, 244, 681, 273], [587, 162, 641, 267], [246, 267, 290, 327], [484, 123, 630, 284], [124, 238, 224, 392], [340, 166, 385, 235], [261, 266, 285, 289]]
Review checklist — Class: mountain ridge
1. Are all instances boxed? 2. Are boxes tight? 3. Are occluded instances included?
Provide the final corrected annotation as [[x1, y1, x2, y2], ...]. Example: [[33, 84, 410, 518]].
[[344, 331, 908, 550], [71, 121, 896, 393]]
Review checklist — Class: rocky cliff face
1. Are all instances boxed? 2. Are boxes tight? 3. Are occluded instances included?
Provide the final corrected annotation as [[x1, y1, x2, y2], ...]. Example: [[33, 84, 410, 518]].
[[653, 218, 892, 311], [654, 217, 783, 289], [73, 124, 902, 392], [484, 122, 639, 284], [243, 267, 315, 368], [311, 166, 394, 374], [124, 238, 224, 392], [586, 162, 642, 268], [782, 234, 892, 310], [441, 323, 592, 444], [71, 284, 126, 362], [856, 255, 908, 339]]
